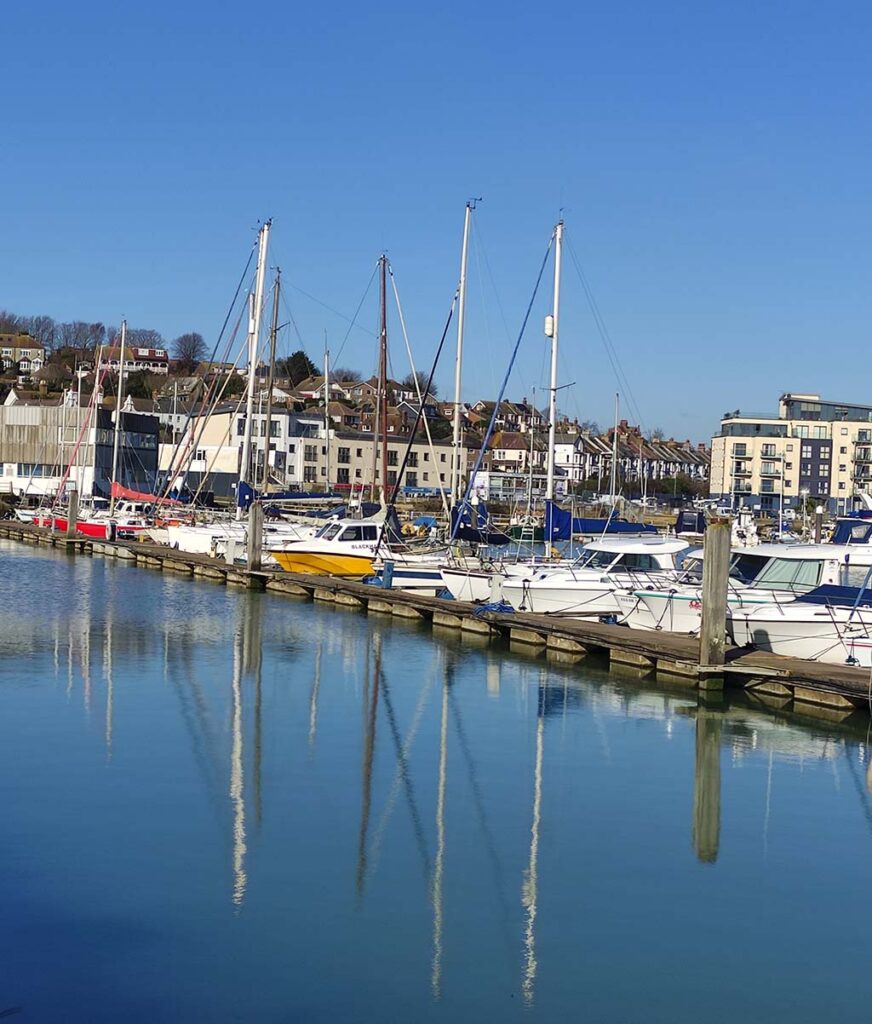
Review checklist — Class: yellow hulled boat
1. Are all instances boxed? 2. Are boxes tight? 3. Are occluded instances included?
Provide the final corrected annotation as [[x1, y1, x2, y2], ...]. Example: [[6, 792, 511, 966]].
[[269, 517, 383, 578]]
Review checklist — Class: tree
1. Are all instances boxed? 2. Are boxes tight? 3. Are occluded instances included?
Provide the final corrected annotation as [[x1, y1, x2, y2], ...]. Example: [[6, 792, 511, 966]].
[[125, 327, 165, 349], [401, 371, 438, 398], [0, 310, 23, 333], [124, 371, 160, 401], [26, 315, 57, 352], [280, 350, 318, 385], [331, 366, 361, 382], [58, 321, 91, 350], [647, 426, 665, 441], [172, 332, 207, 371]]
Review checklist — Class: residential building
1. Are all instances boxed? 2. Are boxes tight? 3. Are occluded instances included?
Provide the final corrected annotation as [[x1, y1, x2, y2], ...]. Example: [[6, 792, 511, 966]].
[[98, 345, 170, 375], [0, 333, 45, 374], [709, 392, 872, 513]]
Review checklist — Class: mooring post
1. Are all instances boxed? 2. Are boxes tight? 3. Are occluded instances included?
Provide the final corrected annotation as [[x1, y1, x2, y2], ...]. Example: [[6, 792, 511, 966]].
[[698, 517, 730, 689], [66, 488, 79, 538], [247, 501, 263, 571], [813, 505, 824, 544], [692, 706, 722, 863]]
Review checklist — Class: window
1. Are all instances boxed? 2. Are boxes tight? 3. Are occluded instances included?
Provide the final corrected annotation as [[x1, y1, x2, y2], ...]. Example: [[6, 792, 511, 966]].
[[820, 446, 831, 457], [387, 470, 397, 485], [734, 443, 747, 457], [341, 526, 363, 541], [841, 446, 848, 454], [786, 444, 794, 452], [270, 421, 280, 438], [813, 427, 827, 439], [288, 443, 295, 453], [303, 466, 317, 483], [407, 452, 418, 467], [841, 427, 849, 435], [362, 526, 378, 541], [784, 479, 792, 487], [355, 468, 362, 478], [423, 472, 429, 481], [194, 449, 206, 461], [839, 482, 846, 490], [761, 479, 774, 493], [304, 445, 318, 462], [840, 464, 846, 472], [440, 453, 446, 462], [795, 426, 809, 438], [424, 452, 429, 461], [337, 468, 349, 484], [785, 461, 793, 469], [801, 446, 812, 458], [761, 443, 776, 457], [801, 463, 812, 474], [440, 473, 445, 482], [406, 473, 418, 487], [820, 463, 830, 475], [338, 447, 350, 464], [237, 417, 245, 436], [356, 448, 363, 457], [387, 451, 398, 466]]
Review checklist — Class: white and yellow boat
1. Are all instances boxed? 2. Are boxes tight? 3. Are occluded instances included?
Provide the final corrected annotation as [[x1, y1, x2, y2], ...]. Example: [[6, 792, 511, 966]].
[[270, 516, 385, 577]]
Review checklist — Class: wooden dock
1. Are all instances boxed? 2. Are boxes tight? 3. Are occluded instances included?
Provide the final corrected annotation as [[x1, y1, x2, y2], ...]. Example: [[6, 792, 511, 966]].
[[2, 519, 869, 720]]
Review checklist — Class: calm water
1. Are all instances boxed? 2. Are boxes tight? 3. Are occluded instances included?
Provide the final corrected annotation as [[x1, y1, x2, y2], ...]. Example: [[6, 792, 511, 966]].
[[2, 540, 872, 1022]]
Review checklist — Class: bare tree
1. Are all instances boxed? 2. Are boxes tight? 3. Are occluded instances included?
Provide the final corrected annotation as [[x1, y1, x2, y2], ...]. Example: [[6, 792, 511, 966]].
[[400, 371, 438, 398], [172, 332, 207, 370], [126, 327, 165, 349], [27, 315, 57, 351], [331, 366, 362, 382], [0, 310, 23, 333]]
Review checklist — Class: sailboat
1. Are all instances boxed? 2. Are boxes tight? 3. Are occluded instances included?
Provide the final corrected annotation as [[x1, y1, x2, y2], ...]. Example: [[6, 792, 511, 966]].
[[271, 254, 393, 578]]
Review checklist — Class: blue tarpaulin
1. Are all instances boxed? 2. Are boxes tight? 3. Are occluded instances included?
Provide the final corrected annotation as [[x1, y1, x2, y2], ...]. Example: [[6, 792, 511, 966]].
[[544, 500, 658, 541]]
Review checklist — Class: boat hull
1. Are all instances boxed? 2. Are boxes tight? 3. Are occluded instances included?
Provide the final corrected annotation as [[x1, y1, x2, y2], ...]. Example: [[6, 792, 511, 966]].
[[272, 550, 375, 578]]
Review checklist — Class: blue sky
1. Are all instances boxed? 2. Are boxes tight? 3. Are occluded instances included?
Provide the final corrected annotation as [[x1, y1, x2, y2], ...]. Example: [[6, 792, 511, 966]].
[[4, 0, 872, 441]]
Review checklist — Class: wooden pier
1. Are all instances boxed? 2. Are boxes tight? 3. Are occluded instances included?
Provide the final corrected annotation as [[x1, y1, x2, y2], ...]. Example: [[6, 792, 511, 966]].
[[1, 519, 869, 720]]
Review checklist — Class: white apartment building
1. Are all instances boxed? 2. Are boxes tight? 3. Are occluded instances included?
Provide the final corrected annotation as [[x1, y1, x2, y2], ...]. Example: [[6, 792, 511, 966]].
[[710, 392, 872, 514]]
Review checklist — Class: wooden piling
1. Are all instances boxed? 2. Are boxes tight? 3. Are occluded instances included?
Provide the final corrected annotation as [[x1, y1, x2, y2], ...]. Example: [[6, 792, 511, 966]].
[[698, 517, 731, 689], [247, 501, 263, 572], [66, 489, 79, 538]]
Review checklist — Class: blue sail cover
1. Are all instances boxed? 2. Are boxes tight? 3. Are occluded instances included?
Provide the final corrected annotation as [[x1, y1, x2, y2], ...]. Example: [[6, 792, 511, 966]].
[[450, 502, 510, 545], [237, 481, 341, 509], [544, 500, 658, 541]]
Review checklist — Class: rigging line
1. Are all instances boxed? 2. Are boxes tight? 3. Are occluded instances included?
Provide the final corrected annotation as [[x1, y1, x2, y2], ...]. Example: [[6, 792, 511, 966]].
[[333, 261, 380, 366], [387, 264, 452, 522], [286, 273, 379, 344], [564, 230, 646, 431], [469, 215, 498, 397], [277, 289, 307, 351], [376, 280, 457, 553], [451, 230, 555, 540]]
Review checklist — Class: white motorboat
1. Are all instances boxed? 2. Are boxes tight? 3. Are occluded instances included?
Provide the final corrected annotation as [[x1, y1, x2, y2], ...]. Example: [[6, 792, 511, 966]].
[[730, 586, 872, 666], [626, 543, 854, 634], [500, 537, 691, 617]]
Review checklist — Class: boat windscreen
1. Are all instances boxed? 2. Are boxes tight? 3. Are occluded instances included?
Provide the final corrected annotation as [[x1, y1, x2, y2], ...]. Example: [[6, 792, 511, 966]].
[[752, 557, 822, 593], [730, 553, 768, 583]]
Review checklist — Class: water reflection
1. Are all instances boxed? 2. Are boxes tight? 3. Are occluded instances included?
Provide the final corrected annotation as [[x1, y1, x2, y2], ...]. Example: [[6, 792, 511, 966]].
[[4, 540, 872, 1020]]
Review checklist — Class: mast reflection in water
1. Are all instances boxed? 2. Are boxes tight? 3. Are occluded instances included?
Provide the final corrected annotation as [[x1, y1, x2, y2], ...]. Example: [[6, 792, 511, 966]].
[[1, 539, 872, 1023]]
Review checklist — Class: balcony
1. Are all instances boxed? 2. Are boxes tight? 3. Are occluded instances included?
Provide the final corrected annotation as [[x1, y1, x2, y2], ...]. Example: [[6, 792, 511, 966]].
[[855, 449, 872, 463], [759, 469, 782, 478]]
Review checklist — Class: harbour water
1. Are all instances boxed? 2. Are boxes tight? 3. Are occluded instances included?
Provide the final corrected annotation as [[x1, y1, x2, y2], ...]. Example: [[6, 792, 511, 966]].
[[2, 539, 872, 1022]]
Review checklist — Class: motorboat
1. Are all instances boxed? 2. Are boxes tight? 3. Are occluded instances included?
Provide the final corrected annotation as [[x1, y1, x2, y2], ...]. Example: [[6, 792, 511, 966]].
[[626, 543, 855, 634], [500, 537, 691, 617], [729, 585, 872, 666], [271, 515, 385, 577]]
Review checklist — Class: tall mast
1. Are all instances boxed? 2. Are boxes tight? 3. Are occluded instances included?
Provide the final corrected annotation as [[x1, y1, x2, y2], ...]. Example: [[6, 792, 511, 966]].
[[109, 319, 127, 515], [450, 201, 474, 506], [545, 220, 563, 503], [378, 255, 389, 504], [609, 392, 619, 504], [323, 336, 331, 493], [260, 268, 280, 493], [237, 220, 271, 520]]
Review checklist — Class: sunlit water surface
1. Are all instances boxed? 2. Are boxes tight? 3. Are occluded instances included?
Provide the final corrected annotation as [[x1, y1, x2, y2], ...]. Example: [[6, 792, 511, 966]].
[[1, 540, 871, 1023]]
